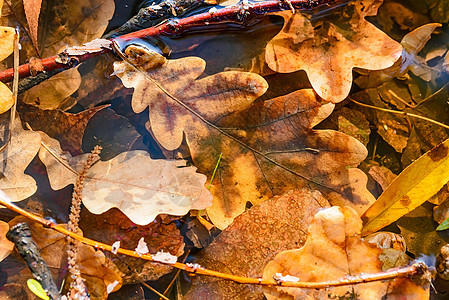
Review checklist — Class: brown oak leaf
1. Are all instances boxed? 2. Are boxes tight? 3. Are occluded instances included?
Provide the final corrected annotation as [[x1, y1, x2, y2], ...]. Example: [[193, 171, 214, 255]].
[[20, 103, 108, 155], [79, 208, 185, 284], [114, 48, 375, 229], [265, 0, 402, 102], [185, 189, 330, 300]]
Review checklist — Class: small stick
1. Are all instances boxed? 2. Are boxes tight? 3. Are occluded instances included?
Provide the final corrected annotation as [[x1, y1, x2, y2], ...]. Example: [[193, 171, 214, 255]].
[[349, 97, 449, 130], [141, 282, 170, 300], [6, 222, 61, 300]]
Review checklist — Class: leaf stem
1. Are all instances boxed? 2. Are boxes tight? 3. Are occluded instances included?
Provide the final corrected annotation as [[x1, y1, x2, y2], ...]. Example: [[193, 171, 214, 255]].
[[0, 191, 430, 289]]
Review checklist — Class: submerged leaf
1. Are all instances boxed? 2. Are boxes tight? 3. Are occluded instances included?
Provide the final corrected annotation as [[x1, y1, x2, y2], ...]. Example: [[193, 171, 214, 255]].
[[265, 0, 402, 102], [362, 138, 449, 235], [114, 48, 375, 229]]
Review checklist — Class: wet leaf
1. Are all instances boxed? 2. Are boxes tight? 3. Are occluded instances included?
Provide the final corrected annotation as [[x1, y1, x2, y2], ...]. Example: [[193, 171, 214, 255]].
[[20, 103, 108, 155], [114, 49, 375, 229], [80, 208, 185, 284], [262, 206, 428, 299], [186, 189, 330, 299], [8, 216, 123, 299], [265, 0, 402, 102], [0, 220, 13, 262], [0, 117, 41, 201], [362, 138, 449, 235], [21, 68, 82, 110], [22, 0, 42, 50]]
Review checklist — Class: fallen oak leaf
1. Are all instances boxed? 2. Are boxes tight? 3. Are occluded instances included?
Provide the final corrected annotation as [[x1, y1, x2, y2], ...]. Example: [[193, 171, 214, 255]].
[[262, 206, 429, 299], [0, 22, 15, 113], [114, 48, 375, 229], [39, 133, 212, 225], [265, 0, 402, 102], [185, 189, 330, 299], [0, 220, 13, 262], [362, 138, 449, 235], [82, 150, 212, 225], [19, 103, 109, 155], [79, 208, 185, 284], [0, 116, 41, 201]]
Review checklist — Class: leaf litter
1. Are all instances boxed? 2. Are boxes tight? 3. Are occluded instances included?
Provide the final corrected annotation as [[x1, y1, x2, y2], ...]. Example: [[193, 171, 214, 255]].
[[0, 0, 448, 298]]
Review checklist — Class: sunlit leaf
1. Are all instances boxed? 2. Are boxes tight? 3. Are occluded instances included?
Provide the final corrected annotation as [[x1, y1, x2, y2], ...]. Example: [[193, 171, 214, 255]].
[[26, 279, 49, 300], [0, 220, 13, 262], [265, 0, 402, 102], [114, 48, 375, 229], [362, 138, 449, 235]]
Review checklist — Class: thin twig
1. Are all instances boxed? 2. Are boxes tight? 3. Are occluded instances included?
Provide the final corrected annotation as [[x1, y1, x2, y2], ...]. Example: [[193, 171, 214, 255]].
[[141, 282, 170, 300], [161, 249, 191, 299], [349, 97, 449, 130], [0, 190, 430, 289]]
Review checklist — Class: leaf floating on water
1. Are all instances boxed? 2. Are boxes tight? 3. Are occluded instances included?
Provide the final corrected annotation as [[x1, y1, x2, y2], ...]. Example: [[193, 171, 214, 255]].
[[82, 151, 213, 225], [362, 138, 449, 235], [265, 0, 402, 102]]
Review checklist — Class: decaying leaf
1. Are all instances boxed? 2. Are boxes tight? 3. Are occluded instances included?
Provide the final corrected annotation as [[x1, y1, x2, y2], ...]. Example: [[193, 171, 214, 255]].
[[114, 49, 375, 229], [0, 117, 41, 201], [23, 0, 42, 50], [263, 206, 429, 299], [186, 189, 330, 299], [20, 103, 108, 155], [83, 150, 210, 225], [362, 138, 449, 235], [265, 0, 402, 102], [38, 0, 115, 57], [21, 68, 82, 110], [8, 216, 122, 299], [0, 220, 13, 262], [79, 208, 185, 284]]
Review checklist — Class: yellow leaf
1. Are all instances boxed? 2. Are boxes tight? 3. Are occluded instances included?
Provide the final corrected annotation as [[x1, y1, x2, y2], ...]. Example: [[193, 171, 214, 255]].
[[0, 26, 14, 61], [362, 138, 449, 235], [0, 82, 14, 114]]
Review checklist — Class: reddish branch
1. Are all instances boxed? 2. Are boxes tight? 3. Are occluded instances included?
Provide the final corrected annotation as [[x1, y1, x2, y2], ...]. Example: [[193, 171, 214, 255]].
[[0, 0, 341, 83]]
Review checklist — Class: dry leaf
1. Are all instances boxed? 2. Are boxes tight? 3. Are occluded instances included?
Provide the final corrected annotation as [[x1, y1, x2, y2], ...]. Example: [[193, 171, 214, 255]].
[[362, 138, 449, 235], [83, 151, 212, 225], [0, 117, 41, 201], [114, 49, 375, 229], [262, 206, 429, 299], [265, 0, 402, 102], [21, 68, 82, 110], [368, 165, 397, 191], [22, 0, 42, 50], [8, 216, 123, 299], [0, 220, 13, 261], [19, 103, 108, 155], [79, 208, 185, 284], [185, 189, 330, 299]]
